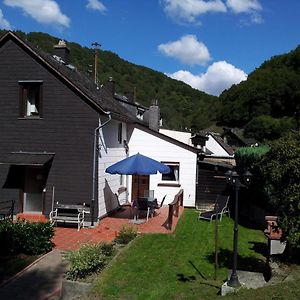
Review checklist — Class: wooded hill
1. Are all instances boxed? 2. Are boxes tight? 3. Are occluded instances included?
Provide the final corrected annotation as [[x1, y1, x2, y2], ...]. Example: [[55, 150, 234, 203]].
[[2, 30, 299, 141], [0, 30, 218, 132], [218, 45, 300, 141]]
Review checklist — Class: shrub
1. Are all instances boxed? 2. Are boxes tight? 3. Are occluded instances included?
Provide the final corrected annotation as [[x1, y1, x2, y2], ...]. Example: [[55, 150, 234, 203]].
[[66, 243, 114, 280], [0, 220, 18, 255], [0, 220, 54, 256], [260, 131, 300, 251], [16, 220, 54, 255], [114, 225, 137, 245], [235, 145, 270, 209], [235, 145, 270, 172]]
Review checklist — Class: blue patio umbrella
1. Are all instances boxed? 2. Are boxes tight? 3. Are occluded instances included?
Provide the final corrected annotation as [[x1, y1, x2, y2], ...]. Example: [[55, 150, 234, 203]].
[[106, 153, 170, 223], [105, 153, 170, 175]]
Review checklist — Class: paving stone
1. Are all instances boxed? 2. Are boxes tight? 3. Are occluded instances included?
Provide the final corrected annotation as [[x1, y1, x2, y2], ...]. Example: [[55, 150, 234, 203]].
[[221, 270, 267, 296], [52, 205, 183, 251]]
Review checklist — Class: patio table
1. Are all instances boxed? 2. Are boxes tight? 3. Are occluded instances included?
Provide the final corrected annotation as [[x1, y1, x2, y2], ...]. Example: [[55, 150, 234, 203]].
[[130, 197, 158, 224]]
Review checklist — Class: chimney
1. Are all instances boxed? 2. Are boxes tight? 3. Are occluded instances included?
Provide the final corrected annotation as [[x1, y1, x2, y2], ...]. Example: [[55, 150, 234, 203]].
[[148, 99, 160, 132], [124, 92, 134, 103], [107, 77, 115, 96], [53, 40, 70, 64]]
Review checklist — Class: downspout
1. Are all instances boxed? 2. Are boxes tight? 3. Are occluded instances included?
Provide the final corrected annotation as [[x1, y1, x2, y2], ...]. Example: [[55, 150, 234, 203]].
[[91, 112, 112, 226]]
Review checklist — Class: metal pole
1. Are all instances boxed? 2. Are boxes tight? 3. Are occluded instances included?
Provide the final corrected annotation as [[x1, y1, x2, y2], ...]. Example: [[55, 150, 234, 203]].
[[214, 202, 219, 280], [91, 113, 112, 227], [91, 128, 98, 227], [228, 181, 241, 287], [51, 186, 55, 212], [91, 42, 101, 85]]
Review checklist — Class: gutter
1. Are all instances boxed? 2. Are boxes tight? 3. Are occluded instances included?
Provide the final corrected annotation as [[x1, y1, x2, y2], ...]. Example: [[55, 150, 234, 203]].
[[91, 112, 112, 226]]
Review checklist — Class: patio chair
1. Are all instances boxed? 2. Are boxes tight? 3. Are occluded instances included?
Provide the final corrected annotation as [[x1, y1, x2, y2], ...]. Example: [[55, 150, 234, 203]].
[[198, 195, 230, 222], [147, 194, 167, 218], [137, 197, 151, 221]]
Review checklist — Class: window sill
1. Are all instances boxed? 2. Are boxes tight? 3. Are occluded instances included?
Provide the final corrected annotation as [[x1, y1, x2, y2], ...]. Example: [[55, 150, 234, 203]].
[[18, 117, 43, 120], [157, 183, 181, 187]]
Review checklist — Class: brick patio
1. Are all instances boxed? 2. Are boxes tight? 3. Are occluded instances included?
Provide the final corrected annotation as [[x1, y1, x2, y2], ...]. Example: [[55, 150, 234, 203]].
[[52, 205, 184, 251]]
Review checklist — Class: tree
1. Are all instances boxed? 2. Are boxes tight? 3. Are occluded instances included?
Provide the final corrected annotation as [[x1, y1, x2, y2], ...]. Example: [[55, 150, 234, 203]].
[[260, 131, 300, 250], [0, 30, 218, 132], [244, 115, 296, 141], [218, 44, 300, 137]]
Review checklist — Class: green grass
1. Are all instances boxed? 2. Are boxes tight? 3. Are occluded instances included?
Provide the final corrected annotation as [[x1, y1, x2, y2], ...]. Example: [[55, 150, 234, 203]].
[[0, 254, 39, 284], [89, 209, 267, 300]]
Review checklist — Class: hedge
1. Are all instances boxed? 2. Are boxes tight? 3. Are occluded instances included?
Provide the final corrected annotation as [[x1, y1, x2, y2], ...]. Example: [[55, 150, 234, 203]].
[[0, 219, 54, 256]]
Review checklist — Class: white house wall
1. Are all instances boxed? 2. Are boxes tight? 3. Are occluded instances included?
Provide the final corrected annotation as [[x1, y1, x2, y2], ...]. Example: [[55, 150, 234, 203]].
[[206, 134, 230, 157], [98, 117, 128, 218], [128, 127, 197, 207]]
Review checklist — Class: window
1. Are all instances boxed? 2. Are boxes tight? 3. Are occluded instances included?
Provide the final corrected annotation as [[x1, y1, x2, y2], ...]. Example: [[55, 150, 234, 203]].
[[19, 81, 43, 118], [118, 123, 122, 144], [162, 162, 180, 182]]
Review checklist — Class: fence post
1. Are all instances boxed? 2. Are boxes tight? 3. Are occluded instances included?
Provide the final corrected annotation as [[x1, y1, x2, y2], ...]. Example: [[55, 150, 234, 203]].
[[168, 205, 173, 229]]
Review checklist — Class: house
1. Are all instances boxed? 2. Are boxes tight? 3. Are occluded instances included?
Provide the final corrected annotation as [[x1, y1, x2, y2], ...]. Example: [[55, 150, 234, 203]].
[[0, 31, 198, 224], [221, 127, 258, 150], [161, 129, 235, 209]]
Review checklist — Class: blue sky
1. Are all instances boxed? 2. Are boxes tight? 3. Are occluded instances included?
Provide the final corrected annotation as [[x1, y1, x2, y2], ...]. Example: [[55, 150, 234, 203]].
[[1, 1, 300, 96]]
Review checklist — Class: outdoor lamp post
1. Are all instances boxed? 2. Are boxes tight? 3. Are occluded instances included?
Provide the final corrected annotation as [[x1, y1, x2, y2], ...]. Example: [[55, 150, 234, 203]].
[[225, 169, 252, 288]]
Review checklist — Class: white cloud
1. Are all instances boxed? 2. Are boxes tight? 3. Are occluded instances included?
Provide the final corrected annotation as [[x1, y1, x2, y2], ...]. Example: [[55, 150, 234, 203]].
[[3, 0, 70, 27], [161, 0, 227, 24], [226, 0, 263, 24], [226, 0, 261, 14], [86, 0, 106, 13], [167, 61, 247, 96], [0, 9, 11, 30], [250, 13, 263, 24], [158, 35, 211, 66]]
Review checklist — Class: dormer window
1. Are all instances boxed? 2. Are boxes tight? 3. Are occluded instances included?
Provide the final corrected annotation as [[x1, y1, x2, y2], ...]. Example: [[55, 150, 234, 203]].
[[19, 81, 43, 118]]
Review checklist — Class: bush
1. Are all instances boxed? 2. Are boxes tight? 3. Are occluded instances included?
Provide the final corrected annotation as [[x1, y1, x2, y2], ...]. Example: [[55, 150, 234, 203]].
[[260, 131, 300, 251], [114, 225, 137, 245], [66, 243, 114, 280], [0, 220, 18, 255], [0, 220, 54, 256], [235, 145, 270, 172], [235, 145, 270, 209]]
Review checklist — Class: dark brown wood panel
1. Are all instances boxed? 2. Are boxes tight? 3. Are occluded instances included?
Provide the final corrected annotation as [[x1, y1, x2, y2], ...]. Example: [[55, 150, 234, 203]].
[[0, 39, 100, 218], [196, 168, 227, 207]]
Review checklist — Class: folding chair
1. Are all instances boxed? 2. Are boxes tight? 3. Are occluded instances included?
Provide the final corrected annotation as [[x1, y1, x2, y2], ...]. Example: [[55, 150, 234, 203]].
[[198, 195, 230, 221]]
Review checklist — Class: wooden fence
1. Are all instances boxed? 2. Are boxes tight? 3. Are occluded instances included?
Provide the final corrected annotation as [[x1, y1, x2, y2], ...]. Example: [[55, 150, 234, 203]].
[[167, 189, 183, 230]]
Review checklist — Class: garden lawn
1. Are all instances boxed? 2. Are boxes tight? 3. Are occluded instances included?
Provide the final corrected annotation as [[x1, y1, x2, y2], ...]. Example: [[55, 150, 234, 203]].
[[90, 209, 267, 300]]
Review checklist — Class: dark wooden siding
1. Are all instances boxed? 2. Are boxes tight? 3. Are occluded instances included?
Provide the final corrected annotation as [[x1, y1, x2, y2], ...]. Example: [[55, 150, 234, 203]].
[[0, 40, 99, 217], [196, 166, 228, 209]]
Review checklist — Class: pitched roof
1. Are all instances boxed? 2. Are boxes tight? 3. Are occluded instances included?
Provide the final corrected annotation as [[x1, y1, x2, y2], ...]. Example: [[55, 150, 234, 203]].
[[210, 134, 235, 156], [0, 31, 141, 123], [135, 124, 198, 154]]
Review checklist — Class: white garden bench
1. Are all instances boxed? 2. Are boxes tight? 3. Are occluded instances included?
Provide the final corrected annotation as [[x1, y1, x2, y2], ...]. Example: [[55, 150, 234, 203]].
[[49, 203, 89, 231]]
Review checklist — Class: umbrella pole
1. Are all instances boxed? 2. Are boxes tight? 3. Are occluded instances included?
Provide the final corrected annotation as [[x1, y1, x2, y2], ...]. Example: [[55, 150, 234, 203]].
[[138, 174, 141, 220], [138, 174, 140, 198]]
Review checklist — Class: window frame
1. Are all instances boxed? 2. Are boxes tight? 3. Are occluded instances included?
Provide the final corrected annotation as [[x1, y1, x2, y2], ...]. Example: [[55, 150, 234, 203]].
[[160, 162, 180, 186], [19, 80, 43, 119]]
